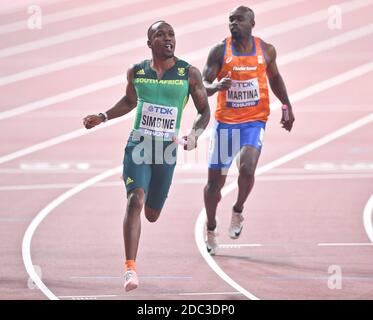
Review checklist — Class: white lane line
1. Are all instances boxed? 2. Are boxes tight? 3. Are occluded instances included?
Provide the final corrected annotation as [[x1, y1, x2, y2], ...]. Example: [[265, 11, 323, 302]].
[[255, 173, 373, 181], [18, 24, 373, 293], [0, 182, 115, 191], [318, 243, 373, 246], [3, 161, 373, 174], [262, 275, 373, 280], [223, 112, 373, 198], [219, 244, 263, 248], [256, 167, 373, 173], [286, 61, 373, 106], [0, 0, 63, 15], [178, 291, 241, 296], [0, 169, 110, 174], [0, 0, 315, 86], [195, 57, 373, 299], [0, 0, 148, 35], [0, 0, 304, 58], [363, 194, 373, 243], [58, 291, 241, 299], [0, 18, 373, 126], [0, 0, 223, 58], [60, 294, 116, 299], [22, 166, 122, 300], [219, 243, 373, 248], [0, 0, 226, 59], [3, 173, 373, 191], [278, 23, 373, 65], [258, 0, 373, 39], [20, 12, 373, 300], [0, 178, 225, 191], [0, 113, 130, 165], [21, 112, 373, 300], [0, 75, 124, 120], [70, 275, 192, 280], [2, 57, 373, 165], [0, 0, 367, 120], [0, 0, 302, 120], [2, 27, 373, 166], [0, 217, 31, 222], [0, 0, 223, 60]]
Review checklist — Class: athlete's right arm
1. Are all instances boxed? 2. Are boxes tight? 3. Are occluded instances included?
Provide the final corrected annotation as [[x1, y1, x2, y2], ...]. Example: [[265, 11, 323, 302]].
[[83, 67, 137, 129], [202, 43, 232, 97]]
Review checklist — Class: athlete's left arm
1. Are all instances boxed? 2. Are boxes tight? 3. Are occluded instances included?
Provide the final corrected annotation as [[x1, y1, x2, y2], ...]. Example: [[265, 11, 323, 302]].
[[185, 66, 211, 150], [264, 42, 295, 132]]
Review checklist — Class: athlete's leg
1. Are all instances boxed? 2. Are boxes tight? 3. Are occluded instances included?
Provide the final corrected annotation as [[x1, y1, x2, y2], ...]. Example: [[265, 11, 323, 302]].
[[123, 188, 145, 260], [204, 168, 228, 230], [205, 120, 232, 231], [122, 144, 151, 262], [144, 206, 161, 223], [145, 158, 177, 222], [234, 145, 261, 212]]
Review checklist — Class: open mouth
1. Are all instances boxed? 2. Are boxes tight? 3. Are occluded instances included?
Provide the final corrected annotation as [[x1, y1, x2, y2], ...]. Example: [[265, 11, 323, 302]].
[[164, 44, 173, 50]]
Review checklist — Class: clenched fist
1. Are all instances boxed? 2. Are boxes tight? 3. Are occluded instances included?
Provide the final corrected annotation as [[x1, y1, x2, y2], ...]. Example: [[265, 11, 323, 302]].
[[83, 114, 104, 129]]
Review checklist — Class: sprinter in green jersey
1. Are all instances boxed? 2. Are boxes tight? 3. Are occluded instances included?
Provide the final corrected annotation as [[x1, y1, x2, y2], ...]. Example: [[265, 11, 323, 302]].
[[83, 21, 210, 292]]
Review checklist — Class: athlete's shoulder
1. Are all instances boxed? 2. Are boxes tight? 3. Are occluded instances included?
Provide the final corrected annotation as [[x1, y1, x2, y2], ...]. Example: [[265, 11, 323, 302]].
[[188, 64, 202, 80], [168, 58, 189, 80], [258, 39, 276, 64], [175, 58, 191, 72], [132, 60, 149, 76], [205, 39, 226, 69], [209, 40, 226, 59], [175, 58, 189, 66]]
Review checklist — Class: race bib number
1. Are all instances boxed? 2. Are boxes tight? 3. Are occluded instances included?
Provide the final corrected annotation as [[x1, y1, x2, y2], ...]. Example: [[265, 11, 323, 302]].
[[139, 102, 178, 138], [226, 78, 260, 108]]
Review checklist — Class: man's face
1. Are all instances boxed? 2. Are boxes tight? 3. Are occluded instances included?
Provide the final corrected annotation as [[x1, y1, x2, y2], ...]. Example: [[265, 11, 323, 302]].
[[229, 9, 254, 40], [148, 23, 176, 59]]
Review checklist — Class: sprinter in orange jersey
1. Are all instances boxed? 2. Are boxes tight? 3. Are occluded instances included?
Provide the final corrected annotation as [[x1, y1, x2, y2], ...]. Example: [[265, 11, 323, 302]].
[[203, 6, 295, 255]]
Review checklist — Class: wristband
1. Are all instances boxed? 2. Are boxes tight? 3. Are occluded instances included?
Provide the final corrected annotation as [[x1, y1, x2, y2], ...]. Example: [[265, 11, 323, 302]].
[[281, 105, 290, 121], [98, 112, 108, 122]]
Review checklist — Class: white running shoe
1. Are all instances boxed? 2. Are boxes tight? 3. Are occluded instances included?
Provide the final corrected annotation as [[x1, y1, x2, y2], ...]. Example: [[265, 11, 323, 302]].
[[229, 209, 244, 239], [124, 269, 139, 292], [206, 222, 218, 256]]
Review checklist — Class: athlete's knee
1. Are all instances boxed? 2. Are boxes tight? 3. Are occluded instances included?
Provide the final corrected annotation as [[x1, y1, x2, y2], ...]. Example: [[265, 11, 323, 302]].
[[239, 162, 256, 178], [145, 207, 161, 223], [127, 190, 144, 213], [204, 181, 223, 197]]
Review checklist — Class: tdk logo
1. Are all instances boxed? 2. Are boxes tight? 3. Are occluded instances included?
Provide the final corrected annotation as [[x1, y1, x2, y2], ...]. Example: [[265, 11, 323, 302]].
[[148, 105, 173, 115], [232, 80, 256, 88]]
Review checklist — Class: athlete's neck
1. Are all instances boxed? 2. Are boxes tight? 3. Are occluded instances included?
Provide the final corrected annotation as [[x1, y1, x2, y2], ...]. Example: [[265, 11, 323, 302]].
[[232, 34, 253, 54], [150, 56, 177, 79]]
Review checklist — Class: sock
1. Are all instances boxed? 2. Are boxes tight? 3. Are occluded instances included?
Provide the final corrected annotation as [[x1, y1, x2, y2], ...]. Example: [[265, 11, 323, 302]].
[[233, 205, 243, 214], [124, 260, 136, 271]]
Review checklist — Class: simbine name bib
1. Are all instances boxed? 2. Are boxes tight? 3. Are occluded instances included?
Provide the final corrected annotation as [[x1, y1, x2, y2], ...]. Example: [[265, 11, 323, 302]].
[[139, 102, 178, 138]]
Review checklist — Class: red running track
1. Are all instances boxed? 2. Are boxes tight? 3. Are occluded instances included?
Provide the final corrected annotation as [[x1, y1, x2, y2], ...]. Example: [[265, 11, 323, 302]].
[[0, 0, 372, 300]]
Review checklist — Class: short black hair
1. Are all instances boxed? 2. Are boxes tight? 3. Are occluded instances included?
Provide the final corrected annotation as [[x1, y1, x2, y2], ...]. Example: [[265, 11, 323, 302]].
[[147, 20, 172, 40], [232, 6, 255, 20]]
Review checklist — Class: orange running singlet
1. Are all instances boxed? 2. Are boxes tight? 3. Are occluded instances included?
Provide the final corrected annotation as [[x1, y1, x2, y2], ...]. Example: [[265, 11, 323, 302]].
[[215, 36, 270, 124]]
